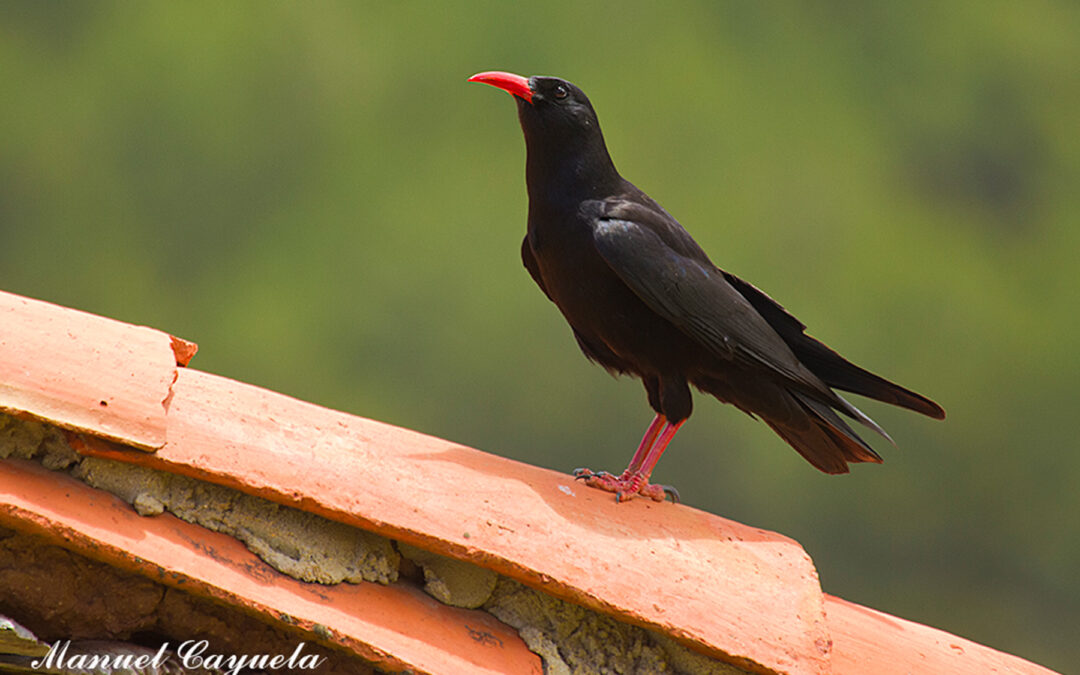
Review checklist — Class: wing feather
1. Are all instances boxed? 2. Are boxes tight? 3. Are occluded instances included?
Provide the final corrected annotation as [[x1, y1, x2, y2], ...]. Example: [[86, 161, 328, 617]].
[[591, 216, 827, 397]]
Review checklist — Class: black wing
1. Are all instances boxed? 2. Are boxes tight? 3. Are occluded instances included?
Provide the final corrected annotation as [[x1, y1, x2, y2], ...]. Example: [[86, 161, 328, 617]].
[[588, 205, 827, 398], [588, 197, 891, 439]]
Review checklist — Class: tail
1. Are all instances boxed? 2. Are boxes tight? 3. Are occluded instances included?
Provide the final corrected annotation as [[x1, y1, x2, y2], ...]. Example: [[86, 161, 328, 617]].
[[795, 336, 945, 419], [722, 270, 945, 420], [765, 391, 884, 475]]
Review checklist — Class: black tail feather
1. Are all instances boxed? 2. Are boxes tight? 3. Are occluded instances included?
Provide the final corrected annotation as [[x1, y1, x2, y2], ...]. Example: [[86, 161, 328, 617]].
[[765, 391, 884, 475], [796, 336, 945, 419]]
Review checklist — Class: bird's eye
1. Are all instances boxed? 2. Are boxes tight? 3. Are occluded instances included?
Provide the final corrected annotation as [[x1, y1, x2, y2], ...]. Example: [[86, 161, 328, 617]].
[[553, 85, 568, 100]]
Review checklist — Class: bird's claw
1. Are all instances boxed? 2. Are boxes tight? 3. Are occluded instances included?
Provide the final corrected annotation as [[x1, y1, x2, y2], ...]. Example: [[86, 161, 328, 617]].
[[637, 482, 677, 503], [574, 468, 617, 482], [571, 468, 679, 504], [661, 484, 681, 503]]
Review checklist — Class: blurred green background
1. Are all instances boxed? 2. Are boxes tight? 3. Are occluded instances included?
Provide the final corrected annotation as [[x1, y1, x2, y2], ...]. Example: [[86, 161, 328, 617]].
[[1, 2, 1076, 670]]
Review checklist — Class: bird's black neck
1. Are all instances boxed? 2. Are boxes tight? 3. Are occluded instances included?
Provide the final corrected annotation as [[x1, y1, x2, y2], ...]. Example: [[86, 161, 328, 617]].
[[520, 120, 623, 210]]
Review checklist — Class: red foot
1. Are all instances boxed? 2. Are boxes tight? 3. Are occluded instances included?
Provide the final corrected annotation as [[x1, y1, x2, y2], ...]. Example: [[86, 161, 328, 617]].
[[572, 468, 679, 503]]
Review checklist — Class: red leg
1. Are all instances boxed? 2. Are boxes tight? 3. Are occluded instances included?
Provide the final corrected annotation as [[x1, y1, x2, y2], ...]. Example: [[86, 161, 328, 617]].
[[637, 419, 684, 479], [629, 420, 684, 500], [573, 416, 685, 503], [624, 413, 665, 475]]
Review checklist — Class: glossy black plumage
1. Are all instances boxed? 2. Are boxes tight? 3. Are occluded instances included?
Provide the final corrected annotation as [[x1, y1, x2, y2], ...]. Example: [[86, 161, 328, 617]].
[[474, 72, 944, 485]]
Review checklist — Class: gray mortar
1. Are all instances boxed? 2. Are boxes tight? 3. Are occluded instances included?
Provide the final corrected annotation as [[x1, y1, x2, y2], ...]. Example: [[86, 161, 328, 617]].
[[72, 456, 399, 585], [1, 413, 749, 674], [482, 577, 748, 675], [0, 415, 80, 470], [396, 542, 497, 609]]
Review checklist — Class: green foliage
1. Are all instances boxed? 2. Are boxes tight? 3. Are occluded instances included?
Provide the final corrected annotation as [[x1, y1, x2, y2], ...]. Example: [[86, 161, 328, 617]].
[[1, 2, 1077, 669]]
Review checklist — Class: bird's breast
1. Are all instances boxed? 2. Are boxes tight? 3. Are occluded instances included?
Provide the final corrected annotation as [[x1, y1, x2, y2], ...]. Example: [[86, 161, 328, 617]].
[[528, 215, 707, 375]]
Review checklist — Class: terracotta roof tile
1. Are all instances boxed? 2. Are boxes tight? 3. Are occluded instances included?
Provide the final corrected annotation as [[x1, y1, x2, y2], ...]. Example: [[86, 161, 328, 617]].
[[0, 290, 186, 450], [825, 594, 1052, 675]]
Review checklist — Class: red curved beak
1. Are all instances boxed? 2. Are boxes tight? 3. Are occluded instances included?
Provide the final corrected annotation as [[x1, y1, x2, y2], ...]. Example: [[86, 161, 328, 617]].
[[468, 71, 533, 104]]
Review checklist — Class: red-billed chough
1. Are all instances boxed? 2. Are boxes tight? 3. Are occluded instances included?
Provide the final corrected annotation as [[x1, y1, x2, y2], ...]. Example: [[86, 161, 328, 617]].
[[469, 71, 944, 503]]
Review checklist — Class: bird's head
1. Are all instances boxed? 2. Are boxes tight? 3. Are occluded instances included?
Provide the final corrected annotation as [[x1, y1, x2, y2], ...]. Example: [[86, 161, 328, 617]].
[[469, 71, 618, 195], [469, 71, 603, 146]]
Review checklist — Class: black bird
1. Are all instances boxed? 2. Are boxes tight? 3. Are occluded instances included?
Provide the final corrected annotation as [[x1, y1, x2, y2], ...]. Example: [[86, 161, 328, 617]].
[[469, 71, 944, 502]]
